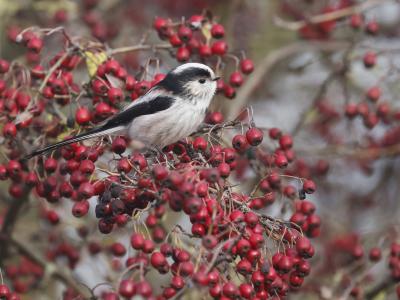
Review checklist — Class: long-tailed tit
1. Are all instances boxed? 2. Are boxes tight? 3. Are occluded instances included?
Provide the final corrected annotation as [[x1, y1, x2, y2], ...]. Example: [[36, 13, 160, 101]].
[[25, 63, 219, 159]]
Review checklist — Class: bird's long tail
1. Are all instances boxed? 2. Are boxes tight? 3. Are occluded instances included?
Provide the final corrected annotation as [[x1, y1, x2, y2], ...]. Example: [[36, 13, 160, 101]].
[[24, 125, 124, 160]]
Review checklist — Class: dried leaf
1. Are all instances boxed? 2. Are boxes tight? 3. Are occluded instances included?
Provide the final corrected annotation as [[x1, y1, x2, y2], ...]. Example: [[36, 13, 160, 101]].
[[84, 51, 108, 77]]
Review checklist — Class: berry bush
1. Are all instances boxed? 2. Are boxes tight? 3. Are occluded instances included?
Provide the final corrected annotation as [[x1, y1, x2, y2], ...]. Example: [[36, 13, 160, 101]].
[[0, 0, 400, 299]]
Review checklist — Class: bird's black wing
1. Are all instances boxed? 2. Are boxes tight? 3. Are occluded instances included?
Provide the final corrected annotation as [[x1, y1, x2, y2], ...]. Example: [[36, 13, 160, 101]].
[[101, 95, 175, 130], [24, 96, 175, 159]]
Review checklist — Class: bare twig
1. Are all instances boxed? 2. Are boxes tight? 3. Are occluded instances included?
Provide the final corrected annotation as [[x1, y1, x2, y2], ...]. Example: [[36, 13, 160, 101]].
[[109, 43, 172, 55], [0, 193, 30, 264]]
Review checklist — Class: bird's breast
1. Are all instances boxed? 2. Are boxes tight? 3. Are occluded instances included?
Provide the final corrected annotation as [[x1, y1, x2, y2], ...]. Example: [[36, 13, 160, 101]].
[[128, 99, 207, 147]]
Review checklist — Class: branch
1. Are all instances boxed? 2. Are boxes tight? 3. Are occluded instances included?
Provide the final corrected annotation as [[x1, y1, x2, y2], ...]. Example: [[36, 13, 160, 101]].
[[274, 0, 386, 31], [225, 40, 350, 120], [365, 276, 395, 299], [0, 193, 30, 264], [109, 43, 172, 55]]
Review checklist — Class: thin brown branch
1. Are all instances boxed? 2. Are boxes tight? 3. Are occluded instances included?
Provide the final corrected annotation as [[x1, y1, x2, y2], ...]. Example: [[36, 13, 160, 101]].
[[274, 0, 386, 31], [365, 276, 395, 300], [109, 43, 172, 55], [0, 193, 30, 265]]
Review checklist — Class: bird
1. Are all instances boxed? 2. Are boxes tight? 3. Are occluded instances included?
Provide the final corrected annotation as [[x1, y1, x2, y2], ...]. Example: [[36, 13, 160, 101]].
[[24, 63, 220, 159]]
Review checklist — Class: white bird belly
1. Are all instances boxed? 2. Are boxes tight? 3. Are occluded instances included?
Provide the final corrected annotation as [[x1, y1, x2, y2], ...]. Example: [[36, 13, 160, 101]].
[[127, 102, 205, 147]]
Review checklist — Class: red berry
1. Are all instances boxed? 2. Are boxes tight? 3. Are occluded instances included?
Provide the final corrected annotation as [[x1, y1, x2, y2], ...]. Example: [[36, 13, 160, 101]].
[[246, 127, 263, 146], [27, 37, 43, 53], [369, 247, 382, 262], [78, 182, 94, 199], [119, 279, 136, 297], [366, 86, 381, 102], [0, 284, 10, 299], [303, 179, 316, 194], [269, 127, 281, 139], [277, 255, 293, 273], [350, 14, 363, 29], [240, 59, 254, 74], [75, 107, 91, 125], [171, 275, 185, 290], [366, 20, 379, 35], [229, 71, 244, 87], [153, 164, 168, 181], [211, 23, 225, 39], [178, 25, 192, 42], [151, 252, 167, 269], [363, 51, 376, 68], [72, 200, 90, 217], [108, 87, 123, 104], [345, 103, 358, 118], [211, 41, 228, 56], [153, 17, 168, 31], [206, 111, 224, 124], [279, 134, 293, 150], [232, 134, 249, 152], [0, 59, 10, 73], [176, 46, 190, 62], [223, 84, 235, 99], [275, 154, 288, 168], [239, 283, 254, 299], [202, 235, 218, 249], [169, 34, 182, 47], [110, 242, 126, 256], [130, 233, 145, 250], [193, 136, 207, 151], [199, 44, 212, 58], [217, 162, 231, 178], [111, 137, 126, 154], [44, 157, 58, 173], [3, 122, 17, 138]]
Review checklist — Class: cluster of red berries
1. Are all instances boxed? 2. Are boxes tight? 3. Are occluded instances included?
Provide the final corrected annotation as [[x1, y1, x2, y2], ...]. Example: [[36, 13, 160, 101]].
[[389, 243, 400, 282], [153, 14, 254, 99], [0, 5, 323, 300], [0, 283, 20, 300], [283, 0, 380, 41], [3, 257, 44, 296]]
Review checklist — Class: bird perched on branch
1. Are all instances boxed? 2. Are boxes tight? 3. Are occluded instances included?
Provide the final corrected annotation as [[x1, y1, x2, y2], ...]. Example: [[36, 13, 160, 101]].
[[25, 63, 219, 159]]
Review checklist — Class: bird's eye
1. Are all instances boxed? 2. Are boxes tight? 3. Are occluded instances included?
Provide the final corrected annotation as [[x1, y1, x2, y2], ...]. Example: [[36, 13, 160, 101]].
[[198, 79, 206, 84]]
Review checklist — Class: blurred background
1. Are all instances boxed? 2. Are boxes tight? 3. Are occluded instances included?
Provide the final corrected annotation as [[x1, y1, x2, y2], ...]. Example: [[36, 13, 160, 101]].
[[2, 0, 400, 299]]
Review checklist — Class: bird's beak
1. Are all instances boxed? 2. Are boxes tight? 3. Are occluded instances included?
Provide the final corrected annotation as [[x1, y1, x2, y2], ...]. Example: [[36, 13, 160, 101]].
[[212, 76, 221, 81]]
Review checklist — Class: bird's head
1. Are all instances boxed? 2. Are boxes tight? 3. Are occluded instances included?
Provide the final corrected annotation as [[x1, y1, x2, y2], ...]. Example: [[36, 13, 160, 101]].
[[158, 63, 219, 101]]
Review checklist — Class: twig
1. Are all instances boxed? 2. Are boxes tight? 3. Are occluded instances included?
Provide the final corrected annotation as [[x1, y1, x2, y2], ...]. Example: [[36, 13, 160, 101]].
[[109, 43, 172, 55], [365, 276, 395, 299], [273, 0, 386, 31], [0, 193, 30, 264]]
